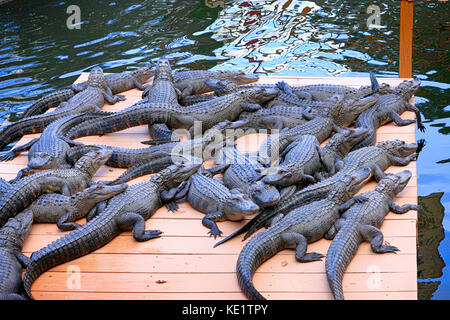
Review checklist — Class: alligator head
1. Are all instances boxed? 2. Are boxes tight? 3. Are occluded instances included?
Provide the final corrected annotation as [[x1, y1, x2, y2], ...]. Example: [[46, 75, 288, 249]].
[[377, 139, 417, 158], [335, 93, 379, 126], [261, 166, 302, 187], [0, 210, 33, 250], [328, 127, 370, 156], [28, 152, 59, 170], [246, 87, 280, 104], [153, 58, 173, 82], [249, 181, 280, 208], [338, 166, 372, 200], [132, 66, 155, 83], [154, 160, 202, 190], [393, 78, 421, 100], [375, 170, 412, 199], [224, 189, 260, 221], [82, 183, 128, 202], [86, 66, 107, 90], [75, 148, 113, 177], [228, 71, 259, 85]]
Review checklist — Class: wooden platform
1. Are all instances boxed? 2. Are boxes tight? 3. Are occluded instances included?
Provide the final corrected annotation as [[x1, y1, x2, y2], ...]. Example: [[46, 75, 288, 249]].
[[0, 75, 418, 300]]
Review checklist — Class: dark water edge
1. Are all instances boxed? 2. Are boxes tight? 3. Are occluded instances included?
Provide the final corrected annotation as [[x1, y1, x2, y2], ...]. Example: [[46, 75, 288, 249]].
[[0, 0, 448, 299]]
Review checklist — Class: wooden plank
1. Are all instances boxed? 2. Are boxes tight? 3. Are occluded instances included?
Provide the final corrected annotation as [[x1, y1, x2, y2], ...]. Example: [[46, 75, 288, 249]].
[[1, 75, 417, 300], [399, 0, 414, 78]]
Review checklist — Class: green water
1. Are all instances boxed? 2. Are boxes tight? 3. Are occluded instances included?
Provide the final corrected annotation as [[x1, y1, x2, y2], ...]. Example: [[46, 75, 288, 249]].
[[0, 0, 448, 299]]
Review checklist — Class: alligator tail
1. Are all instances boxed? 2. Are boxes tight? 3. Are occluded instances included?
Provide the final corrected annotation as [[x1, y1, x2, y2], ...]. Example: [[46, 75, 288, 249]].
[[370, 72, 379, 93], [236, 228, 283, 300], [325, 221, 361, 300], [23, 214, 118, 299]]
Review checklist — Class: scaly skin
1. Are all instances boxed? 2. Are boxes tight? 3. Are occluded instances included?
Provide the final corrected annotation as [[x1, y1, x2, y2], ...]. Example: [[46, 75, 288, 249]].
[[238, 105, 307, 130], [173, 70, 259, 97], [289, 73, 393, 101], [0, 149, 113, 228], [22, 162, 200, 300], [237, 167, 372, 300], [64, 87, 278, 140], [0, 211, 33, 300], [0, 112, 110, 169], [351, 78, 425, 151], [214, 139, 417, 248], [326, 170, 419, 300], [209, 147, 280, 209], [26, 183, 128, 231], [185, 166, 260, 238], [21, 89, 75, 119], [141, 58, 180, 140], [0, 66, 124, 151]]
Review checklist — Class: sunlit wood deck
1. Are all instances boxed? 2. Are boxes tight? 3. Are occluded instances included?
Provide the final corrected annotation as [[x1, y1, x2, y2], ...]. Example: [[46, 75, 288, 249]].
[[0, 75, 418, 300]]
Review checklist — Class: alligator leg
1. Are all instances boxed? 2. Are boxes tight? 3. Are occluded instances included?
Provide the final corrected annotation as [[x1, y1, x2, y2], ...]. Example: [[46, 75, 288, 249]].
[[132, 77, 147, 90], [388, 201, 420, 214], [266, 213, 284, 228], [71, 83, 87, 92], [358, 224, 399, 253], [116, 212, 163, 242], [57, 210, 82, 231], [0, 138, 39, 161], [87, 201, 107, 221], [390, 111, 416, 127], [16, 252, 31, 268], [260, 116, 285, 130], [281, 232, 325, 262], [103, 87, 126, 104], [0, 293, 28, 300], [405, 103, 425, 132], [202, 212, 224, 238], [338, 195, 369, 214], [8, 167, 34, 183], [387, 154, 417, 166], [324, 218, 346, 240], [242, 103, 262, 112]]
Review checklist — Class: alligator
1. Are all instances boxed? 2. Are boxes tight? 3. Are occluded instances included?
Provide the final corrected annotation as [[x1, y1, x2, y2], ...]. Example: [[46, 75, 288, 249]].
[[236, 166, 372, 300], [26, 183, 128, 231], [183, 166, 260, 238], [261, 127, 369, 188], [0, 148, 112, 228], [21, 65, 154, 118], [238, 105, 307, 130], [207, 146, 280, 209], [172, 70, 259, 98], [65, 119, 248, 171], [214, 139, 418, 247], [22, 161, 201, 300], [141, 58, 181, 140], [0, 210, 33, 300], [351, 78, 425, 151], [0, 66, 125, 151], [0, 170, 36, 196], [326, 170, 419, 300], [286, 73, 393, 101], [63, 87, 278, 141], [255, 115, 337, 166], [0, 112, 110, 169]]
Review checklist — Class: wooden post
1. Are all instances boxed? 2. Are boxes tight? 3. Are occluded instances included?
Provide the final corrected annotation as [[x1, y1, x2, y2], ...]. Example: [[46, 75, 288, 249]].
[[399, 0, 414, 78]]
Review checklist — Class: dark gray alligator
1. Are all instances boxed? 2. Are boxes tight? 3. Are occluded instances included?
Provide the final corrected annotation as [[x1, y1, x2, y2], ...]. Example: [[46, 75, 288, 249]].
[[0, 210, 33, 300], [141, 58, 180, 140], [173, 70, 259, 98], [185, 166, 260, 238], [63, 87, 278, 141], [238, 105, 307, 130], [0, 112, 110, 169], [26, 183, 128, 231], [261, 127, 369, 188], [22, 161, 201, 299], [326, 170, 419, 300], [0, 148, 113, 228], [214, 139, 418, 247], [351, 78, 425, 151], [287, 73, 393, 101], [21, 66, 154, 118], [0, 66, 124, 151], [236, 166, 372, 300], [207, 146, 280, 209]]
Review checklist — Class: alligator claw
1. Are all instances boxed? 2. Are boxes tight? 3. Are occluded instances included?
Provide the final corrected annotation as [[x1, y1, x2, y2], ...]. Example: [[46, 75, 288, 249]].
[[0, 151, 16, 162], [297, 252, 325, 262], [208, 227, 223, 239], [116, 94, 126, 102], [418, 123, 426, 132]]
